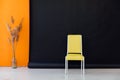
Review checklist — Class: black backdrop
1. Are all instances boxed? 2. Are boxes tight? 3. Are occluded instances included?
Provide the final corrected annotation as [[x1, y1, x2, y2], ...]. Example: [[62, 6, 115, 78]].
[[29, 0, 120, 68]]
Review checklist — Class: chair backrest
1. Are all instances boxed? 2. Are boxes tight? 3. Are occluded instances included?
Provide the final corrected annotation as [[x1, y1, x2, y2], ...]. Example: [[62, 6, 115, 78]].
[[67, 34, 82, 54]]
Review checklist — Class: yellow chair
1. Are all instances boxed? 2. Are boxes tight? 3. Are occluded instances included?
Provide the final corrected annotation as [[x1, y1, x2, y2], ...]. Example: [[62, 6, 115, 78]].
[[65, 34, 85, 80]]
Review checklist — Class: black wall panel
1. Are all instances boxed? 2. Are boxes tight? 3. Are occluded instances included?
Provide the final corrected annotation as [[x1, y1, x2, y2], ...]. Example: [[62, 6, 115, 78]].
[[29, 0, 120, 68]]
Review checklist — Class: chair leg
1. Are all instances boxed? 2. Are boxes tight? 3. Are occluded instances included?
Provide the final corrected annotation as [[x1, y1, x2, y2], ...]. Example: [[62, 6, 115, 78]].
[[65, 60, 68, 80], [81, 61, 83, 78], [83, 59, 85, 80], [65, 59, 85, 80]]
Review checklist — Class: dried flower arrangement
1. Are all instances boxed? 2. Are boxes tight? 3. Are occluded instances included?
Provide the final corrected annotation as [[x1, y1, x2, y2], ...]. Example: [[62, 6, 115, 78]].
[[6, 16, 23, 68]]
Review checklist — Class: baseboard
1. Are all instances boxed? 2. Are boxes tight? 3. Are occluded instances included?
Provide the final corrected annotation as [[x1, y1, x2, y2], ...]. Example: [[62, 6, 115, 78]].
[[28, 62, 120, 68]]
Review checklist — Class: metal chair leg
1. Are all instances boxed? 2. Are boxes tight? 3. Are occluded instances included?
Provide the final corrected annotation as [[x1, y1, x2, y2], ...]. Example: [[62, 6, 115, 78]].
[[65, 60, 68, 80], [83, 59, 85, 80], [65, 59, 85, 80], [81, 61, 83, 78]]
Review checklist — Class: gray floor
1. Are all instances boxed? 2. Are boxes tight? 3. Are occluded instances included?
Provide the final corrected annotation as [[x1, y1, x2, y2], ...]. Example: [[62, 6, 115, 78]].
[[0, 67, 120, 80]]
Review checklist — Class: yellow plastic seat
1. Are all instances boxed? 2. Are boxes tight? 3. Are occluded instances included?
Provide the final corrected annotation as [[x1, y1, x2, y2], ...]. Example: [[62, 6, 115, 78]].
[[66, 54, 84, 61], [65, 34, 85, 80]]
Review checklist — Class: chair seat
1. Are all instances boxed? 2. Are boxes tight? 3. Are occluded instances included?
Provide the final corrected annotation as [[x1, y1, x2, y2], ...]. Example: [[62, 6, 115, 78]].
[[65, 54, 84, 61]]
